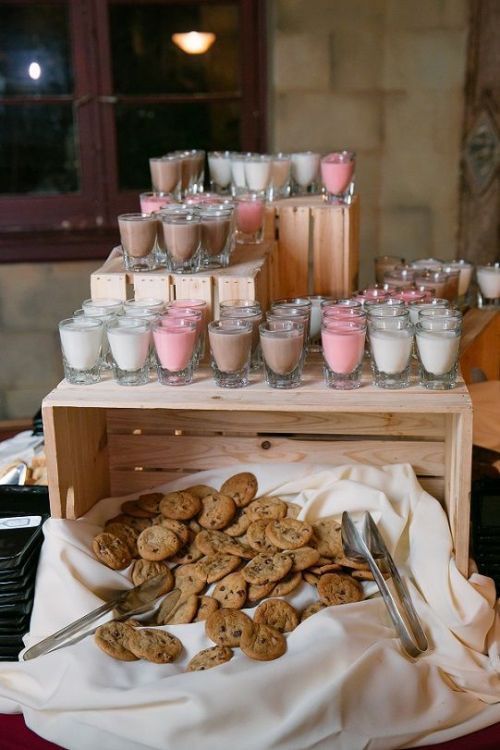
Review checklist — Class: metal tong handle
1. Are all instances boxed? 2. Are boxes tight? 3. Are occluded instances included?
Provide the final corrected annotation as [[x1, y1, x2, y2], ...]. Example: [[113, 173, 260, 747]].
[[342, 512, 428, 658]]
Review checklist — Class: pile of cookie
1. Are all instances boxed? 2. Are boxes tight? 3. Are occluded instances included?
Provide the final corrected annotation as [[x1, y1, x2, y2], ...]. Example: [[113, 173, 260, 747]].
[[92, 473, 370, 669]]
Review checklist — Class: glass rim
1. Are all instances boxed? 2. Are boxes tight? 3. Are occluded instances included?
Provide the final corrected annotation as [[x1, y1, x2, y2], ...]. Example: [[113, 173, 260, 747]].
[[321, 149, 356, 163], [118, 212, 156, 222], [208, 319, 253, 333], [259, 321, 304, 335], [149, 155, 181, 163], [106, 317, 150, 332], [153, 319, 197, 332], [272, 297, 312, 308], [124, 297, 165, 308], [159, 212, 200, 224], [59, 316, 103, 329], [322, 319, 366, 331], [477, 263, 500, 271]]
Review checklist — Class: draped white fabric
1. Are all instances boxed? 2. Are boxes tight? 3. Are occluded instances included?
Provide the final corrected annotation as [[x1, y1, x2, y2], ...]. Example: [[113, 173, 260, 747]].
[[0, 462, 499, 750]]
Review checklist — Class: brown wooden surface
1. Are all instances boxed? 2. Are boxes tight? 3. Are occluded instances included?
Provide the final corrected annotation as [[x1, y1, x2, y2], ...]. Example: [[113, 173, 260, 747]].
[[460, 309, 500, 383]]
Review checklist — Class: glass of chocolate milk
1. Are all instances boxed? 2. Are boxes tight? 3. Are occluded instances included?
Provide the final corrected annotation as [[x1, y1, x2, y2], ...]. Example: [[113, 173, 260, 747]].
[[208, 319, 253, 388], [158, 210, 202, 273], [199, 205, 235, 269], [176, 149, 205, 197], [259, 321, 305, 389], [219, 299, 262, 371], [118, 213, 158, 272], [149, 155, 182, 198]]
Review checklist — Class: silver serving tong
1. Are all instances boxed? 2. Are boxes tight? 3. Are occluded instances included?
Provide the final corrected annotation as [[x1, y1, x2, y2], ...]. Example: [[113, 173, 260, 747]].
[[23, 578, 181, 660], [341, 511, 428, 658]]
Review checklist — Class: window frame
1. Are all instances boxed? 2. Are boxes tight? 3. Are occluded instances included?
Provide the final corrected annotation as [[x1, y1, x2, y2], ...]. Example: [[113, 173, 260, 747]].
[[0, 0, 267, 262]]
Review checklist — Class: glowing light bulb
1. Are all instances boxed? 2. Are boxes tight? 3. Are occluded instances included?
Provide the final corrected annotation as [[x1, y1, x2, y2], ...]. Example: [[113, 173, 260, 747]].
[[171, 32, 216, 55], [28, 62, 41, 80]]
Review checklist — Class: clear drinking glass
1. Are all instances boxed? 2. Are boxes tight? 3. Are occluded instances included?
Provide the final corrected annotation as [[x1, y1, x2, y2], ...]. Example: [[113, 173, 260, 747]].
[[139, 191, 174, 215], [82, 298, 123, 316], [234, 194, 264, 243], [153, 319, 197, 385], [368, 308, 413, 389], [477, 263, 500, 308], [199, 205, 235, 269], [414, 271, 449, 298], [320, 150, 355, 204], [407, 298, 450, 325], [322, 318, 366, 389], [259, 321, 304, 389], [268, 153, 291, 201], [208, 319, 253, 388], [149, 155, 182, 197], [169, 298, 208, 363], [244, 154, 272, 196], [58, 317, 103, 385], [384, 267, 416, 289], [374, 256, 405, 285], [416, 311, 462, 390], [106, 317, 151, 386], [158, 211, 202, 273], [177, 149, 205, 196], [220, 300, 262, 370], [118, 213, 158, 272], [75, 306, 118, 370], [446, 260, 474, 305], [208, 151, 233, 195], [124, 298, 165, 315], [230, 152, 248, 196], [290, 151, 321, 195], [162, 307, 204, 368]]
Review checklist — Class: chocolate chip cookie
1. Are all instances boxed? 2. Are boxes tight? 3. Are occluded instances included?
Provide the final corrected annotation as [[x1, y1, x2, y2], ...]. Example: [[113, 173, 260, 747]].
[[137, 526, 181, 561], [187, 646, 233, 672], [254, 598, 299, 633], [212, 571, 248, 609], [94, 621, 138, 661], [92, 532, 133, 570], [240, 623, 286, 661], [160, 491, 201, 521], [198, 493, 236, 530], [127, 628, 182, 663], [317, 572, 363, 606], [241, 552, 293, 585], [205, 608, 253, 647], [220, 472, 258, 508], [265, 518, 313, 550]]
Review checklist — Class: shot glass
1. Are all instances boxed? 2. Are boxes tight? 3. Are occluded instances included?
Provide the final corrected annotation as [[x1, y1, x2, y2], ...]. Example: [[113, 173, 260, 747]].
[[244, 154, 272, 196], [75, 305, 119, 370], [440, 266, 461, 303], [447, 260, 474, 305], [139, 191, 174, 215], [168, 298, 208, 362], [58, 317, 103, 385], [374, 256, 405, 285], [124, 297, 166, 315], [392, 289, 427, 305], [230, 152, 248, 196], [118, 213, 158, 272], [219, 299, 262, 370], [269, 299, 311, 349], [322, 318, 366, 389], [368, 308, 413, 389], [290, 151, 321, 195], [208, 319, 253, 388], [477, 263, 500, 308], [106, 317, 151, 386], [158, 211, 202, 273], [414, 271, 449, 298], [320, 150, 355, 204], [407, 298, 450, 325], [260, 321, 304, 389], [416, 310, 462, 389], [153, 319, 197, 385], [384, 267, 416, 289], [162, 307, 204, 368], [268, 153, 291, 201], [178, 149, 205, 196], [82, 298, 123, 316], [208, 151, 232, 195], [199, 204, 235, 269], [235, 194, 264, 244], [149, 155, 182, 197]]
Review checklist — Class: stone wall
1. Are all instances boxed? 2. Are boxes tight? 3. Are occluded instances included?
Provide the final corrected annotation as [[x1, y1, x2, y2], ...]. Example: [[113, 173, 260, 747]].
[[270, 0, 469, 286]]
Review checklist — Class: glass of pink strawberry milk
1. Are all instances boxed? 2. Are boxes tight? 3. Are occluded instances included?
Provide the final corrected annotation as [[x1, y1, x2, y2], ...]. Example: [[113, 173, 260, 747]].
[[321, 317, 366, 389], [320, 150, 355, 204], [235, 194, 264, 243], [153, 318, 197, 385]]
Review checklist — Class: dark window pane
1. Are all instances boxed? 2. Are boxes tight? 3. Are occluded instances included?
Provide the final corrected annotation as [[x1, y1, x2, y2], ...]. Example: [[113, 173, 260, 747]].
[[115, 100, 241, 190], [0, 105, 78, 194], [109, 3, 239, 95], [0, 4, 73, 95]]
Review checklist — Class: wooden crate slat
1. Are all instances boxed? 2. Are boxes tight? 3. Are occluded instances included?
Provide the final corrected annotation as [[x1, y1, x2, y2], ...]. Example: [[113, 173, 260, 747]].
[[133, 271, 172, 302], [107, 434, 445, 477], [312, 205, 346, 298], [275, 204, 311, 297], [107, 408, 446, 439]]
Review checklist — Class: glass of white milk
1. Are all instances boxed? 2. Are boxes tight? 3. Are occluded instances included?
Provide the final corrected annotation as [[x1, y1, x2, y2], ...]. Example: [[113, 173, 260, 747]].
[[367, 307, 413, 389], [106, 317, 151, 386], [415, 309, 462, 390], [58, 317, 103, 385], [477, 263, 500, 308]]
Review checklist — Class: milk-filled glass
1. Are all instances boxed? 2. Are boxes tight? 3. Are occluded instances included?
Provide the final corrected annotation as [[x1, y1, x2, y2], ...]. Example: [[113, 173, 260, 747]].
[[158, 210, 201, 273], [416, 310, 462, 390], [477, 263, 500, 308], [177, 149, 205, 196], [124, 298, 165, 315], [106, 317, 151, 386], [199, 205, 234, 269], [290, 151, 321, 195], [322, 318, 366, 389], [235, 194, 264, 243], [320, 150, 355, 204], [374, 256, 405, 284], [118, 213, 158, 272], [259, 321, 304, 389], [230, 152, 248, 195], [268, 154, 291, 200], [219, 300, 262, 370], [153, 319, 197, 385], [59, 317, 103, 385], [149, 155, 182, 197], [208, 319, 253, 388], [407, 298, 449, 325], [208, 151, 232, 194], [244, 155, 272, 195], [368, 307, 413, 389], [139, 192, 174, 215]]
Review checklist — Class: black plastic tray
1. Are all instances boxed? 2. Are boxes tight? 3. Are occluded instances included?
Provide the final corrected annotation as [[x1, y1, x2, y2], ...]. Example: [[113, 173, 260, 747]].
[[0, 543, 41, 584]]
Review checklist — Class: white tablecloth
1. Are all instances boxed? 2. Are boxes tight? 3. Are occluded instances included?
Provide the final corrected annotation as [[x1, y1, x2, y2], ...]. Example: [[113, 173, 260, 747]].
[[1, 462, 500, 750]]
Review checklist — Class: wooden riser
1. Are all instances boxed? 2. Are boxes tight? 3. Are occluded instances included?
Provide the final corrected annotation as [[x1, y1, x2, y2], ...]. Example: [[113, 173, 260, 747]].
[[42, 367, 473, 577]]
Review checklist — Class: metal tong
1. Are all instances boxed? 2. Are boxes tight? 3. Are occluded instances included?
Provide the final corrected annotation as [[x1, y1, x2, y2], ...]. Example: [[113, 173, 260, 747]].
[[341, 511, 428, 658]]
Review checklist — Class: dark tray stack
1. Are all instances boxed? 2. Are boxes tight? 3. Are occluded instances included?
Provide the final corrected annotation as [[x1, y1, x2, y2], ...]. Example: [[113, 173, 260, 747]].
[[0, 486, 49, 661]]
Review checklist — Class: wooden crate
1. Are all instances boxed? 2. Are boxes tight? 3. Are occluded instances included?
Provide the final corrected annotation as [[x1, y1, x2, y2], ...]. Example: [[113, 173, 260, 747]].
[[264, 195, 360, 299], [42, 367, 473, 577], [90, 241, 275, 319], [459, 309, 500, 384]]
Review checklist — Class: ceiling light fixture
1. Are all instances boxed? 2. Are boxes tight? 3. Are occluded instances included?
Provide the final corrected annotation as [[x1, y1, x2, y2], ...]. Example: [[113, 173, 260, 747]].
[[171, 31, 216, 55]]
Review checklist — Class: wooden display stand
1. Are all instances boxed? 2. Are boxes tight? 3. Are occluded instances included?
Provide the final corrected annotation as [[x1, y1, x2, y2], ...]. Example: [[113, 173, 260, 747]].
[[42, 367, 473, 577], [90, 242, 276, 319], [264, 195, 360, 299], [460, 308, 500, 384]]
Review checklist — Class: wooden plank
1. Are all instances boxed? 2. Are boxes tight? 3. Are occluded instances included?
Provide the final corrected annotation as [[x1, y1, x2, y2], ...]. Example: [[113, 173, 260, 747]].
[[133, 270, 172, 302], [107, 408, 446, 438], [460, 309, 500, 383], [173, 274, 213, 316], [44, 368, 472, 414], [445, 409, 473, 577], [42, 404, 109, 519], [345, 195, 360, 294], [275, 205, 311, 298], [109, 470, 447, 504], [312, 204, 346, 297], [108, 434, 445, 477], [91, 254, 128, 300]]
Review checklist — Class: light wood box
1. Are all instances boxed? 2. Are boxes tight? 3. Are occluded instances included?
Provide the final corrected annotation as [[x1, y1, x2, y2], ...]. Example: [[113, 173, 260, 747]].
[[264, 195, 360, 300], [90, 242, 275, 319], [42, 367, 473, 577]]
